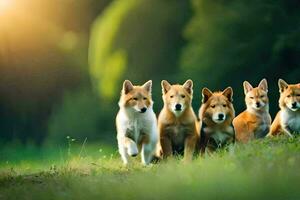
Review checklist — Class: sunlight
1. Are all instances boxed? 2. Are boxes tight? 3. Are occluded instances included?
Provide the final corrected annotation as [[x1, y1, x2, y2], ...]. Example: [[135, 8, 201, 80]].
[[0, 0, 13, 14]]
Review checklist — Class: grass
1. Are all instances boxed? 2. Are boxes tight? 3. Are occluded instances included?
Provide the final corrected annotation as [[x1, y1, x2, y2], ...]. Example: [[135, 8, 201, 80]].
[[1, 136, 300, 200]]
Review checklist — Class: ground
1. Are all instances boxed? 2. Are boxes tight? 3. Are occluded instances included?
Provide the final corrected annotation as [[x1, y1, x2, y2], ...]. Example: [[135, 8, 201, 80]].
[[1, 136, 300, 200]]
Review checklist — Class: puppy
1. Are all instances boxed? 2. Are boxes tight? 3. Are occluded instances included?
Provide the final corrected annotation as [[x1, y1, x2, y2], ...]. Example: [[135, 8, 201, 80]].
[[233, 79, 271, 143], [199, 87, 235, 153], [268, 79, 300, 137], [157, 80, 198, 161], [116, 80, 158, 165]]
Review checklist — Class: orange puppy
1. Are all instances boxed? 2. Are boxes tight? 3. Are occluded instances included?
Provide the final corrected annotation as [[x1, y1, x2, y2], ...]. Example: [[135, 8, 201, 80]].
[[199, 87, 235, 153], [157, 80, 198, 161], [268, 79, 300, 137], [233, 79, 271, 143]]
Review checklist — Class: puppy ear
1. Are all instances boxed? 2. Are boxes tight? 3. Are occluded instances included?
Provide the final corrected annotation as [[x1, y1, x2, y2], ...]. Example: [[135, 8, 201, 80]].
[[202, 87, 213, 103], [142, 80, 152, 93], [222, 87, 233, 102], [123, 80, 134, 94], [258, 78, 268, 92], [243, 81, 253, 95], [161, 80, 171, 94], [183, 79, 193, 94], [278, 79, 288, 93]]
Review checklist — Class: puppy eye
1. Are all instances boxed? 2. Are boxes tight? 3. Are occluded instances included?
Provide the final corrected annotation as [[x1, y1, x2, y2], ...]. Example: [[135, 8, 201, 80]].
[[211, 105, 216, 108], [223, 104, 226, 107], [260, 95, 264, 98], [181, 95, 185, 98], [250, 97, 254, 99], [287, 95, 291, 98], [296, 94, 300, 97], [143, 97, 147, 100], [133, 98, 138, 101], [170, 95, 174, 98]]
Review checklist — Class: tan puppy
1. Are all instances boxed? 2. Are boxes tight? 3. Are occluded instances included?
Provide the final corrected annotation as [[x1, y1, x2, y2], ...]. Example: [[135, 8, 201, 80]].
[[268, 79, 300, 137], [157, 80, 198, 161], [199, 87, 235, 153], [233, 79, 271, 143]]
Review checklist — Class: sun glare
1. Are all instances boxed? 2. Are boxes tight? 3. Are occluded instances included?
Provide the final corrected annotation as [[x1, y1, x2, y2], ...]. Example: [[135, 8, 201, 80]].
[[0, 0, 13, 13]]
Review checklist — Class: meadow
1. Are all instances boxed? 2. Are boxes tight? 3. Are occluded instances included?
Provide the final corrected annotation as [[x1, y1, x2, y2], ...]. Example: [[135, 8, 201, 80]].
[[1, 136, 300, 200]]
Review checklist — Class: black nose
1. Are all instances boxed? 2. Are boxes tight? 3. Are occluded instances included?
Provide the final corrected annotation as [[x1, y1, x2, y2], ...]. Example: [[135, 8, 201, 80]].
[[218, 113, 224, 120], [256, 102, 261, 107], [140, 107, 147, 113], [175, 104, 182, 111], [292, 102, 297, 108]]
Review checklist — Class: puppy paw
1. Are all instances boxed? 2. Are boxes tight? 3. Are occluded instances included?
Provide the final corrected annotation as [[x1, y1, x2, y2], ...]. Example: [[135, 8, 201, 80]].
[[127, 144, 139, 157]]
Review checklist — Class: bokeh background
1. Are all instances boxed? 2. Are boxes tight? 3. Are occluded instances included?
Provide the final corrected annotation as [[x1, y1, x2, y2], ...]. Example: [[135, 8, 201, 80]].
[[0, 0, 299, 147]]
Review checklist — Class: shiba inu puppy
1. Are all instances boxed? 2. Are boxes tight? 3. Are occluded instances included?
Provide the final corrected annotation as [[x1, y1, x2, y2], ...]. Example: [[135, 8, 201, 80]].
[[157, 80, 198, 161], [268, 79, 300, 137], [116, 80, 158, 165], [199, 87, 235, 153], [233, 79, 271, 143]]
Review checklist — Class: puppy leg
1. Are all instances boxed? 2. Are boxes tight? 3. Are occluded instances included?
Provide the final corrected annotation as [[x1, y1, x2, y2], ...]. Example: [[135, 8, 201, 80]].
[[142, 129, 158, 165], [155, 142, 163, 158], [141, 141, 156, 165], [282, 125, 294, 138], [118, 140, 129, 165], [184, 134, 197, 162], [160, 136, 172, 159], [267, 115, 280, 137], [124, 137, 139, 156]]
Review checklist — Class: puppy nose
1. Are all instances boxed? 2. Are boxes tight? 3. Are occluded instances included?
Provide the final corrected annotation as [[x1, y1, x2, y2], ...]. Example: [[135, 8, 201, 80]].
[[175, 104, 182, 111], [140, 107, 147, 113], [292, 102, 297, 108], [256, 102, 261, 107], [218, 113, 224, 120]]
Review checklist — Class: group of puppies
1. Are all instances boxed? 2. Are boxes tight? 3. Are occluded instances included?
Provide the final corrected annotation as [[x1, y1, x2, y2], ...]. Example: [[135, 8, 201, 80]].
[[116, 78, 300, 165]]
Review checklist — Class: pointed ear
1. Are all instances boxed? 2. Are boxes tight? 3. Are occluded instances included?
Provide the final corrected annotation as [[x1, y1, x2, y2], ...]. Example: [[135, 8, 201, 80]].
[[258, 78, 268, 92], [243, 81, 253, 95], [183, 79, 193, 94], [142, 80, 152, 93], [202, 87, 213, 103], [278, 79, 288, 93], [161, 80, 171, 94], [222, 87, 233, 102], [123, 80, 134, 94]]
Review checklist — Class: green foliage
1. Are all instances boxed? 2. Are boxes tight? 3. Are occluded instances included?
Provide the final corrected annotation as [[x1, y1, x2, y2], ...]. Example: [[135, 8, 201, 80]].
[[89, 0, 190, 103], [46, 88, 115, 144], [89, 0, 137, 99], [181, 0, 300, 114], [1, 137, 300, 199]]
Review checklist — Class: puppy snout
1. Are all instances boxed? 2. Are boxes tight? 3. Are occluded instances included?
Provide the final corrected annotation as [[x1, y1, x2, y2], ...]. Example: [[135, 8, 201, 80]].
[[256, 102, 261, 108], [140, 107, 147, 113], [218, 113, 224, 120], [292, 102, 297, 108], [175, 104, 182, 111]]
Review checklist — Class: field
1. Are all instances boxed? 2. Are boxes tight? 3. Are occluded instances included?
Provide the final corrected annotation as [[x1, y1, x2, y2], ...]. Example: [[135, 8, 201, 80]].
[[1, 136, 300, 200]]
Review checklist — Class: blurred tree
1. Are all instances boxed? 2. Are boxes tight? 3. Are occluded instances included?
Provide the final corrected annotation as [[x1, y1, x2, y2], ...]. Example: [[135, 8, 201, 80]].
[[46, 88, 116, 145], [0, 0, 110, 144], [181, 0, 300, 115], [89, 0, 191, 110]]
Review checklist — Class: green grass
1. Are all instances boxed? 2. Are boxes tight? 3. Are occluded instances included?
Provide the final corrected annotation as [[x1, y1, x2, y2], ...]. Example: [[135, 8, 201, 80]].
[[1, 136, 300, 200]]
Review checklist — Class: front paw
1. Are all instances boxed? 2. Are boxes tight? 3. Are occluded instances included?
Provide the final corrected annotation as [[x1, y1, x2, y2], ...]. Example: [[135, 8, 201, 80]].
[[155, 147, 163, 158], [127, 144, 139, 157]]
